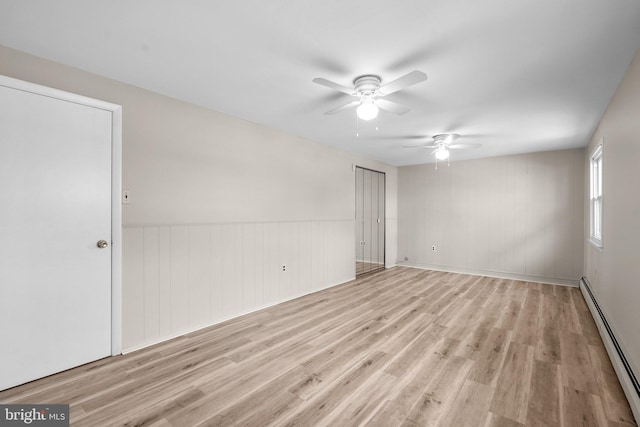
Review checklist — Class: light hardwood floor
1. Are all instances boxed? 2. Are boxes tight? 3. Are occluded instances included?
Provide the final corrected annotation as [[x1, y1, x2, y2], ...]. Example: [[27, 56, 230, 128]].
[[0, 267, 636, 426]]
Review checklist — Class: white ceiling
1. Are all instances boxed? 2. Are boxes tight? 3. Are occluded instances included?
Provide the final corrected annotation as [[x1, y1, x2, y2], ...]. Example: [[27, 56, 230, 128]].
[[1, 0, 639, 166]]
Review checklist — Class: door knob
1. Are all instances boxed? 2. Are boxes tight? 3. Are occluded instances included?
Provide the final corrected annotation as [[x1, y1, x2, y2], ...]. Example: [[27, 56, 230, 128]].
[[97, 240, 109, 249]]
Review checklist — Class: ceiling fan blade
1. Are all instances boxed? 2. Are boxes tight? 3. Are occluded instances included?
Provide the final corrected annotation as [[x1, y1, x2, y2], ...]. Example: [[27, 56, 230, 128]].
[[386, 135, 428, 140], [402, 144, 437, 148], [312, 77, 355, 95], [376, 99, 410, 115], [449, 143, 482, 149], [378, 70, 428, 96], [323, 100, 360, 115]]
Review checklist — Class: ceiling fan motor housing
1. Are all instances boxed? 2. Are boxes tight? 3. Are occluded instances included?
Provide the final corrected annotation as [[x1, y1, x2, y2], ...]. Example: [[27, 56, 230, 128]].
[[433, 133, 459, 144], [353, 75, 381, 96]]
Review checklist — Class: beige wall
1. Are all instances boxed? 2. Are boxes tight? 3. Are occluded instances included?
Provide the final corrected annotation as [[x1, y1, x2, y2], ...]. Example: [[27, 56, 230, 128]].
[[398, 148, 585, 285], [584, 48, 640, 377], [0, 45, 398, 351]]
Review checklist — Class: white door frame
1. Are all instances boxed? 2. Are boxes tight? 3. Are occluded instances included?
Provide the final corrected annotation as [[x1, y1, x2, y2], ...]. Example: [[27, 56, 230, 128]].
[[0, 75, 123, 355]]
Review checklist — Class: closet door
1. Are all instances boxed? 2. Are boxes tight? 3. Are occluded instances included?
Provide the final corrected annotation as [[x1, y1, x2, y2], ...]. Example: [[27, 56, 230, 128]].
[[355, 167, 365, 275], [376, 171, 385, 269], [369, 170, 380, 268], [362, 169, 373, 269], [355, 167, 385, 276]]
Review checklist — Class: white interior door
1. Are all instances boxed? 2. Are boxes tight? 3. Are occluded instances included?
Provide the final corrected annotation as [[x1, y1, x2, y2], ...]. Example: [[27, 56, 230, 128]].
[[0, 78, 117, 390]]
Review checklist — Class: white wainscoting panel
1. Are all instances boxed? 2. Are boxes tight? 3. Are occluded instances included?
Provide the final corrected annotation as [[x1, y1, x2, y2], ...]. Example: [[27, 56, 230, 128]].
[[122, 220, 355, 351]]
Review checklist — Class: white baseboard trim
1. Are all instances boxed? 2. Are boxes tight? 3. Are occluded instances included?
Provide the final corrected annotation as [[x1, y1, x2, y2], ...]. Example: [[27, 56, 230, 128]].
[[580, 278, 640, 422], [397, 262, 579, 287]]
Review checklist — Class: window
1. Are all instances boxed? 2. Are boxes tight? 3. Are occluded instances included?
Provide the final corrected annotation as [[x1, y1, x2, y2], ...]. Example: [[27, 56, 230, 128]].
[[590, 141, 603, 248]]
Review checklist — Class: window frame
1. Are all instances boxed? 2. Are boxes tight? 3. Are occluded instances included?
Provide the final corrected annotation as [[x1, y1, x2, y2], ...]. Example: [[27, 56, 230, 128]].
[[589, 141, 604, 249]]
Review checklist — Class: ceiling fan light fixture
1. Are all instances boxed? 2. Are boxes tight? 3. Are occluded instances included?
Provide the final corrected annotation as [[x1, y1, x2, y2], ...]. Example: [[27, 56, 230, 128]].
[[356, 100, 379, 121], [435, 146, 450, 160]]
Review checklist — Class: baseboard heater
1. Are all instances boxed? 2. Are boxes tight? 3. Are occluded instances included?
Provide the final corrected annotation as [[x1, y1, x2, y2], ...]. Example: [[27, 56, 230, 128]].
[[580, 277, 640, 420]]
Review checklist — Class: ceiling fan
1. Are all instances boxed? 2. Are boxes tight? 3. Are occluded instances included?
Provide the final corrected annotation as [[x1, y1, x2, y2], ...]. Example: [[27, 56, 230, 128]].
[[312, 70, 427, 121], [405, 134, 482, 161]]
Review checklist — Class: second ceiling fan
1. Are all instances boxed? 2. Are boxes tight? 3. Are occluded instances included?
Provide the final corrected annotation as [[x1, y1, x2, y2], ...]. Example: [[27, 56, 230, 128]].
[[404, 133, 482, 160], [313, 70, 427, 120]]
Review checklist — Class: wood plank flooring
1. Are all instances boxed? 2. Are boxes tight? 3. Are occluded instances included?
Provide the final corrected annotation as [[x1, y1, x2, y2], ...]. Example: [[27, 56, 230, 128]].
[[0, 267, 635, 426]]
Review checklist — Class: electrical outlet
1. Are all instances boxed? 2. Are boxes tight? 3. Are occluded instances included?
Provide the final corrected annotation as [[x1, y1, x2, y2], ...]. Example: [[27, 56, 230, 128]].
[[431, 245, 436, 251], [282, 265, 286, 272]]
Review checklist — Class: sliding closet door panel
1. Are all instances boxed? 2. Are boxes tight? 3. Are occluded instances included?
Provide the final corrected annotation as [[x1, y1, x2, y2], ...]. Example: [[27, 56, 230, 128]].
[[370, 171, 380, 268], [378, 172, 385, 268], [355, 167, 364, 274], [363, 169, 373, 267]]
